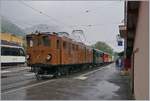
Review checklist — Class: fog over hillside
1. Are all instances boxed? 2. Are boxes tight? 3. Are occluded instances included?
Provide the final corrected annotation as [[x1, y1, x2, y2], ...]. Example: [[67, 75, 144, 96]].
[[1, 16, 25, 36]]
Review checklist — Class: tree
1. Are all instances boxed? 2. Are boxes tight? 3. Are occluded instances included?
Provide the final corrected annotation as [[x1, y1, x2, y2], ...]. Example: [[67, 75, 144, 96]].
[[91, 41, 114, 55]]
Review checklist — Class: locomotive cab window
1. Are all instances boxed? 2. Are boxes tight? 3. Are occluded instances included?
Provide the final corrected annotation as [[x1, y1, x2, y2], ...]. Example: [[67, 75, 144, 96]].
[[42, 36, 50, 47], [27, 37, 33, 47]]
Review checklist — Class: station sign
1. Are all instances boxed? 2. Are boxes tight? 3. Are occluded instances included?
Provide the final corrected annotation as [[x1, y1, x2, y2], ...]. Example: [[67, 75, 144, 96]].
[[118, 40, 123, 46]]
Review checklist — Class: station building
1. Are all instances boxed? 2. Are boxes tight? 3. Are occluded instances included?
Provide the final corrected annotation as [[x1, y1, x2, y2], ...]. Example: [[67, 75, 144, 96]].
[[119, 1, 149, 100], [0, 32, 24, 46]]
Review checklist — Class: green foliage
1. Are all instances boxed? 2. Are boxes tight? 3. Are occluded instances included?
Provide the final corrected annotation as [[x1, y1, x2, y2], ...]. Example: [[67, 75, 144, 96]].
[[91, 41, 114, 55]]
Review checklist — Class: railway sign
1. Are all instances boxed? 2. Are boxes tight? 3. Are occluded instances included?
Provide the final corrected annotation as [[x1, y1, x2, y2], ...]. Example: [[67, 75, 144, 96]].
[[116, 34, 123, 46], [118, 40, 123, 46]]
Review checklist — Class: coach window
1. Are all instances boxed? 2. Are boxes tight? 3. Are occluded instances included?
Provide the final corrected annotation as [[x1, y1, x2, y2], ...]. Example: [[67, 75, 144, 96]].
[[42, 36, 50, 47], [1, 47, 9, 56], [19, 48, 25, 56], [10, 48, 19, 56]]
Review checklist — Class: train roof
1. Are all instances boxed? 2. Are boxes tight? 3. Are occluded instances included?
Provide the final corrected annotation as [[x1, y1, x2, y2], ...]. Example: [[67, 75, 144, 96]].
[[93, 48, 104, 53], [93, 48, 113, 56], [26, 31, 93, 49], [1, 40, 22, 47]]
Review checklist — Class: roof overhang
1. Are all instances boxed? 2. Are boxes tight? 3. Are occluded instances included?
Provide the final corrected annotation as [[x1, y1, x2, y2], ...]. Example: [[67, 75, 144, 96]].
[[126, 1, 140, 57], [119, 24, 127, 38]]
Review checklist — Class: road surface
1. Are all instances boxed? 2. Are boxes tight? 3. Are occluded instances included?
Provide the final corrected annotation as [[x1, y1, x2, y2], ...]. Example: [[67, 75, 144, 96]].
[[1, 63, 131, 100]]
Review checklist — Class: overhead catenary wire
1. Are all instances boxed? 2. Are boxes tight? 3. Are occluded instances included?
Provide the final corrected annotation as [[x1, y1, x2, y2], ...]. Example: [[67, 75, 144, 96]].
[[16, 1, 122, 45], [18, 0, 122, 28], [19, 0, 72, 28]]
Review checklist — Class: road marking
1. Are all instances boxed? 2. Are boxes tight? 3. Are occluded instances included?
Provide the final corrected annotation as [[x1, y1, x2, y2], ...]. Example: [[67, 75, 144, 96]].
[[1, 67, 30, 74], [1, 70, 11, 74], [79, 66, 106, 77], [11, 67, 30, 72], [74, 76, 87, 80], [2, 79, 56, 94], [74, 65, 108, 80]]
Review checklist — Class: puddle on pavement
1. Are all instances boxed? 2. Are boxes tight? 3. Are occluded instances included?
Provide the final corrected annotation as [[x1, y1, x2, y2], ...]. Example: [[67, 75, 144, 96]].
[[96, 80, 120, 99]]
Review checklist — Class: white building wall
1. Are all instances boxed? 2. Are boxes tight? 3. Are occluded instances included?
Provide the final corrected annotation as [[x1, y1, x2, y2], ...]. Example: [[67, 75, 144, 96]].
[[133, 2, 149, 100]]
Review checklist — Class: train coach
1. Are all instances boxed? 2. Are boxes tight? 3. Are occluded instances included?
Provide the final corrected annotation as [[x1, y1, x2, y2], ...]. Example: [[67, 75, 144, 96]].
[[1, 40, 26, 66], [26, 32, 113, 79]]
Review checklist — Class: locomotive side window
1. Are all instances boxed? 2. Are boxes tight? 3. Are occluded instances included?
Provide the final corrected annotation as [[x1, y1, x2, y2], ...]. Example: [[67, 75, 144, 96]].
[[42, 36, 50, 47], [68, 43, 71, 54], [76, 45, 78, 51], [72, 44, 75, 51], [63, 41, 66, 49], [30, 40, 33, 47], [57, 40, 60, 49]]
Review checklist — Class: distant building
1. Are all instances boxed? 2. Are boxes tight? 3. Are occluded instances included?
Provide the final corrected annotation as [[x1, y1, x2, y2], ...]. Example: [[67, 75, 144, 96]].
[[119, 1, 149, 100], [0, 33, 24, 46]]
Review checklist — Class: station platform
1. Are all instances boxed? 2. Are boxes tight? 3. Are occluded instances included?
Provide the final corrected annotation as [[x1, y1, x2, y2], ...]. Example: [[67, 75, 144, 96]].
[[2, 63, 132, 100]]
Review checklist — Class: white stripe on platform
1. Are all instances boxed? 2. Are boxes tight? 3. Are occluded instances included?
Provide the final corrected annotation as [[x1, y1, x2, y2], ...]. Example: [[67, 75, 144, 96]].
[[74, 65, 108, 80], [1, 67, 30, 74], [79, 65, 106, 77], [24, 73, 35, 76], [1, 70, 11, 74]]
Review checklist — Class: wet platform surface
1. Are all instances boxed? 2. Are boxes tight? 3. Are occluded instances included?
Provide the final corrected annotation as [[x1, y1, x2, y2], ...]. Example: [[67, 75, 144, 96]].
[[1, 63, 131, 100]]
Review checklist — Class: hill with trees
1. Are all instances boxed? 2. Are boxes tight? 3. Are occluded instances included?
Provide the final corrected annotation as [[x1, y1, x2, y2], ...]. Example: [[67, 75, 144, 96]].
[[1, 17, 25, 36], [91, 41, 114, 55]]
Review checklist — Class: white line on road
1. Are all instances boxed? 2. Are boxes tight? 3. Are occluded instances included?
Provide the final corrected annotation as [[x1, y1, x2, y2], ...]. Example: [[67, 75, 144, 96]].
[[79, 65, 107, 77], [74, 65, 109, 80], [1, 70, 11, 74], [74, 76, 88, 80], [2, 79, 56, 94], [1, 67, 30, 74]]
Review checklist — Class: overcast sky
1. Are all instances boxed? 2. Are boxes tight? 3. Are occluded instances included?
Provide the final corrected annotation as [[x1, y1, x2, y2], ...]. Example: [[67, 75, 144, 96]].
[[1, 0, 124, 52]]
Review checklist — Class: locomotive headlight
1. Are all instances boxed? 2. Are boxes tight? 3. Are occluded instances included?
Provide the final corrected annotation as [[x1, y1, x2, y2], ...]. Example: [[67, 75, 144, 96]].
[[46, 54, 51, 61]]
